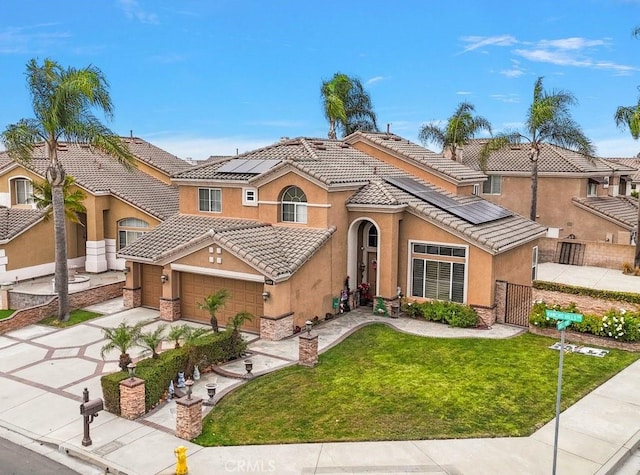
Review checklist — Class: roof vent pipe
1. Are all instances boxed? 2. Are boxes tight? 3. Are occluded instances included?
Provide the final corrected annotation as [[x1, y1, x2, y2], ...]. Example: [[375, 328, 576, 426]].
[[386, 123, 390, 134]]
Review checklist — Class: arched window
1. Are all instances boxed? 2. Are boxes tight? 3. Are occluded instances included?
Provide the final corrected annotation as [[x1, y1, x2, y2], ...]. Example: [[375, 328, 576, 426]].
[[118, 218, 149, 249], [12, 178, 33, 205], [367, 225, 378, 248], [281, 186, 307, 223]]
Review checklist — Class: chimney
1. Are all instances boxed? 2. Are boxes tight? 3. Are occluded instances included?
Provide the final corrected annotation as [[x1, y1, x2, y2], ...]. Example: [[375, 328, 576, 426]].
[[130, 130, 133, 139], [386, 123, 391, 134]]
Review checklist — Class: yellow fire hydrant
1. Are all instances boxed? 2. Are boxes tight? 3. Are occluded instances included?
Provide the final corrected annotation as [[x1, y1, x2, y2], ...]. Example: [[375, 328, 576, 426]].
[[174, 446, 188, 475]]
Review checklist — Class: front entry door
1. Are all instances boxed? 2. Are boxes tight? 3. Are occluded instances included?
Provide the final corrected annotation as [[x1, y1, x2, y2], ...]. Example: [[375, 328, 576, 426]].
[[367, 251, 377, 296]]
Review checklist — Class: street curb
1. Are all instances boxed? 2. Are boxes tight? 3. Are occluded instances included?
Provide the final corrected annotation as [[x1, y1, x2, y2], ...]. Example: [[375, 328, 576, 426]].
[[596, 428, 640, 475]]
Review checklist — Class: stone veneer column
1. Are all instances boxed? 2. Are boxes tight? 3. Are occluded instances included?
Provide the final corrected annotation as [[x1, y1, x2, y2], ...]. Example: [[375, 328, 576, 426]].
[[160, 298, 181, 321], [175, 396, 203, 440], [494, 281, 507, 324], [299, 333, 318, 367], [119, 377, 145, 420], [123, 287, 142, 308], [260, 313, 293, 340]]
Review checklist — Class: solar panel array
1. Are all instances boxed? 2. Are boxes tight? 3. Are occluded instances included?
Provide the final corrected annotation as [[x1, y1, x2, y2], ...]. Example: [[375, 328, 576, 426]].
[[217, 159, 282, 174], [385, 176, 513, 225]]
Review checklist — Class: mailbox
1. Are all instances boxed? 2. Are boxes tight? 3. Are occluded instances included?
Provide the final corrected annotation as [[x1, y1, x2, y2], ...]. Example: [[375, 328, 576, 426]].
[[80, 398, 103, 417]]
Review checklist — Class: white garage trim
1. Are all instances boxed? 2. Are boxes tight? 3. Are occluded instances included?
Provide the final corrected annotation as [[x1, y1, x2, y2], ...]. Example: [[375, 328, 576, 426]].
[[170, 263, 265, 283]]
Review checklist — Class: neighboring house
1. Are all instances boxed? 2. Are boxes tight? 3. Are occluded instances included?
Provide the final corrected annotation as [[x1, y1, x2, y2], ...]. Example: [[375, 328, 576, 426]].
[[606, 157, 640, 196], [455, 140, 638, 246], [0, 137, 188, 282], [119, 134, 545, 337]]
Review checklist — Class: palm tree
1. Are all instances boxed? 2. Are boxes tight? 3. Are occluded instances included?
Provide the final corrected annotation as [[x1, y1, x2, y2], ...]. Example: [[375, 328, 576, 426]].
[[419, 102, 492, 161], [100, 321, 144, 371], [480, 77, 594, 221], [1, 58, 135, 322], [321, 73, 377, 139], [168, 324, 188, 349], [31, 176, 87, 224], [138, 323, 167, 359], [228, 311, 252, 357], [198, 289, 229, 333]]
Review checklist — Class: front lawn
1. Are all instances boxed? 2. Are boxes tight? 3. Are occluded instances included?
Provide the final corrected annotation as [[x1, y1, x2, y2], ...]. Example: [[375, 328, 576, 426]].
[[196, 324, 639, 446], [40, 309, 102, 327], [0, 310, 15, 320]]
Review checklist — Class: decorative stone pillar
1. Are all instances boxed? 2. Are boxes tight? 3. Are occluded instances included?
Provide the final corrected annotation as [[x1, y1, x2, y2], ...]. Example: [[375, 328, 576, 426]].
[[123, 287, 141, 308], [494, 281, 507, 324], [160, 298, 181, 321], [119, 377, 145, 420], [299, 333, 318, 367], [175, 396, 203, 440], [260, 312, 294, 340]]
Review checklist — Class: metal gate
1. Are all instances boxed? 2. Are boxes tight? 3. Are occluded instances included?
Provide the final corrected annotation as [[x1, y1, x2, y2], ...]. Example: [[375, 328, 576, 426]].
[[556, 241, 585, 266], [505, 283, 532, 327]]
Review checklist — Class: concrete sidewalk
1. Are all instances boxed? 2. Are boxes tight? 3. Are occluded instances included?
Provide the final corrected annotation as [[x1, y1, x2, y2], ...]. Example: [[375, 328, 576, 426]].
[[0, 296, 637, 474]]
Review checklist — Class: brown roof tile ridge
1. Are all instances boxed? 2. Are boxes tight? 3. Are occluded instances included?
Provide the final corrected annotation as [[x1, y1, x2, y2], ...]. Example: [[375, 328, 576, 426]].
[[299, 138, 321, 160], [107, 188, 177, 220], [286, 225, 337, 274], [374, 180, 400, 205]]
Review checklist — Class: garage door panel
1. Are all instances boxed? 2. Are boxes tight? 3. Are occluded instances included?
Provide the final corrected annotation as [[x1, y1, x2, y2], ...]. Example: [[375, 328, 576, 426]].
[[142, 265, 162, 309], [180, 273, 262, 332]]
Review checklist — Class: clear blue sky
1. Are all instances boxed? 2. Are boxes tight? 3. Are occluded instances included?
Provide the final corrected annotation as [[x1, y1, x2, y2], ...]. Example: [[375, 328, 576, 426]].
[[2, 0, 640, 160]]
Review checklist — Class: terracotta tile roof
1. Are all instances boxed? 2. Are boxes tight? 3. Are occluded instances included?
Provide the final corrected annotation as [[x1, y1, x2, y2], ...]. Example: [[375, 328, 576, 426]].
[[118, 214, 335, 280], [605, 158, 640, 182], [348, 179, 546, 253], [572, 196, 638, 230], [0, 208, 46, 242], [346, 131, 487, 183], [0, 142, 179, 220], [173, 138, 406, 186], [460, 140, 635, 175], [120, 137, 192, 176]]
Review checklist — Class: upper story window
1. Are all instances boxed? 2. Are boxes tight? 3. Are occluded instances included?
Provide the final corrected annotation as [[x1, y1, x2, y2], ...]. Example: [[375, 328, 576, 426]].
[[199, 188, 222, 213], [587, 181, 598, 197], [13, 178, 33, 205], [243, 187, 258, 206], [118, 218, 149, 250], [482, 175, 501, 195], [281, 186, 307, 223]]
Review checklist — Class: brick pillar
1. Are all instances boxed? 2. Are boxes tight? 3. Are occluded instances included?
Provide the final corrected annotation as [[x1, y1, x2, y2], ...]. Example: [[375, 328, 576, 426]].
[[175, 396, 203, 440], [299, 333, 318, 367], [495, 281, 507, 324], [119, 377, 145, 420], [160, 298, 181, 321], [123, 287, 141, 308]]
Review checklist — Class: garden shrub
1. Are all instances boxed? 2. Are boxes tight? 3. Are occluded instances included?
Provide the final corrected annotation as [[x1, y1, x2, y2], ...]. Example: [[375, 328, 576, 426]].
[[533, 281, 640, 304], [101, 328, 245, 415], [445, 303, 478, 328], [403, 299, 478, 328]]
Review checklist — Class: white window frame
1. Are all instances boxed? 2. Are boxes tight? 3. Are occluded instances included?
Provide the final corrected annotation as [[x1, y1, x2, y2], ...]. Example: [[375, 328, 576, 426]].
[[408, 241, 468, 303], [13, 177, 33, 205], [117, 218, 149, 250], [531, 245, 538, 281], [199, 187, 222, 213], [242, 187, 258, 206], [482, 175, 501, 195], [472, 184, 480, 196], [587, 181, 597, 197], [281, 186, 307, 224]]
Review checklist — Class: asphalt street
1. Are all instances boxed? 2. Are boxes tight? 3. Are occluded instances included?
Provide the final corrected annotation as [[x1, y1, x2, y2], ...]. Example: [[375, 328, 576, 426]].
[[0, 437, 80, 475]]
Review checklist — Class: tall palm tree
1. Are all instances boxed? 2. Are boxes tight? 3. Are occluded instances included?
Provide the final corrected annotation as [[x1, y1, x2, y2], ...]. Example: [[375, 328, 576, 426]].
[[32, 175, 87, 224], [480, 77, 594, 221], [418, 102, 492, 161], [321, 73, 377, 139], [1, 58, 135, 321]]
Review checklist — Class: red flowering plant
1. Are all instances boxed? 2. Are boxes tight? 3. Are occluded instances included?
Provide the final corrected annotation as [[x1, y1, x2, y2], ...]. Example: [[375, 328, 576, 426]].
[[357, 282, 371, 299]]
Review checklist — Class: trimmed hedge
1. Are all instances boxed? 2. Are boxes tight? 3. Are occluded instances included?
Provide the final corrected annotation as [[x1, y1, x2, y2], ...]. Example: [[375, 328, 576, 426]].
[[534, 280, 640, 304], [402, 299, 478, 328], [101, 329, 247, 415]]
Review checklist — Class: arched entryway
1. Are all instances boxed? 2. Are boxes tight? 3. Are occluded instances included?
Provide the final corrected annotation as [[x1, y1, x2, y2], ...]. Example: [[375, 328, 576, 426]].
[[347, 218, 380, 302]]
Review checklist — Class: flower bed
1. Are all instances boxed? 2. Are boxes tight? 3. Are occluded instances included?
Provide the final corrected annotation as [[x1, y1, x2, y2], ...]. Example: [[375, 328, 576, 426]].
[[402, 299, 478, 328]]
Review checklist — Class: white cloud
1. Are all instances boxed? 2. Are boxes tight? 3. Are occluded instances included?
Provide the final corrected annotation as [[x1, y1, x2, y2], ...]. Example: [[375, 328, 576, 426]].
[[459, 35, 518, 53], [538, 37, 607, 50], [594, 137, 640, 157], [366, 76, 386, 86], [148, 135, 277, 160], [0, 24, 70, 54], [456, 91, 472, 95], [490, 93, 520, 104], [118, 0, 159, 24]]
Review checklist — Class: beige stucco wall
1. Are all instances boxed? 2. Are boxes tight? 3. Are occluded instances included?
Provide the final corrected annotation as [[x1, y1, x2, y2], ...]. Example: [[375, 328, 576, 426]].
[[134, 161, 170, 185]]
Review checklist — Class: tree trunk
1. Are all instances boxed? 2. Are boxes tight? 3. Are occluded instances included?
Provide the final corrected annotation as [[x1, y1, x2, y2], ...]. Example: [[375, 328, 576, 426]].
[[328, 119, 337, 140], [530, 152, 539, 222], [210, 315, 219, 333], [47, 163, 70, 322]]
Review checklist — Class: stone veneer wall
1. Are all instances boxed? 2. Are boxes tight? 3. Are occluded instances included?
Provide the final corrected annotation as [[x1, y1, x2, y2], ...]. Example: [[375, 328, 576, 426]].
[[529, 325, 640, 352], [123, 287, 141, 308], [159, 298, 181, 321], [175, 397, 203, 440], [532, 288, 640, 314], [119, 378, 145, 420], [299, 333, 318, 367], [260, 313, 294, 341], [0, 281, 124, 334], [472, 305, 496, 327], [494, 281, 507, 324]]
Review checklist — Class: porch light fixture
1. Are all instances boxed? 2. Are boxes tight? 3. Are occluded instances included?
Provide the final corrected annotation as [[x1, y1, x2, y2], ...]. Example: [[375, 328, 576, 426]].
[[161, 274, 169, 284], [261, 291, 270, 301], [123, 266, 131, 275], [185, 379, 194, 399], [305, 320, 313, 335], [244, 359, 253, 377], [127, 362, 136, 381]]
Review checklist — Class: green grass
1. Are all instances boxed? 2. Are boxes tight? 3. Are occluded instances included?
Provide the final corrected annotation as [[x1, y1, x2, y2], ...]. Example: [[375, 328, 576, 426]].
[[0, 310, 15, 320], [40, 309, 102, 328], [196, 324, 639, 446]]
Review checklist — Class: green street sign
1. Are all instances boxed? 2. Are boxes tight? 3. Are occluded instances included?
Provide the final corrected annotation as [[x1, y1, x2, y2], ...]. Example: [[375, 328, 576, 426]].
[[545, 310, 583, 323], [556, 320, 572, 331]]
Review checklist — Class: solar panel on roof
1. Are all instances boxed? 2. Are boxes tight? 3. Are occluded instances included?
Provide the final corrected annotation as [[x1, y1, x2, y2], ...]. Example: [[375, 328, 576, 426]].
[[384, 176, 512, 225], [217, 159, 281, 174]]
